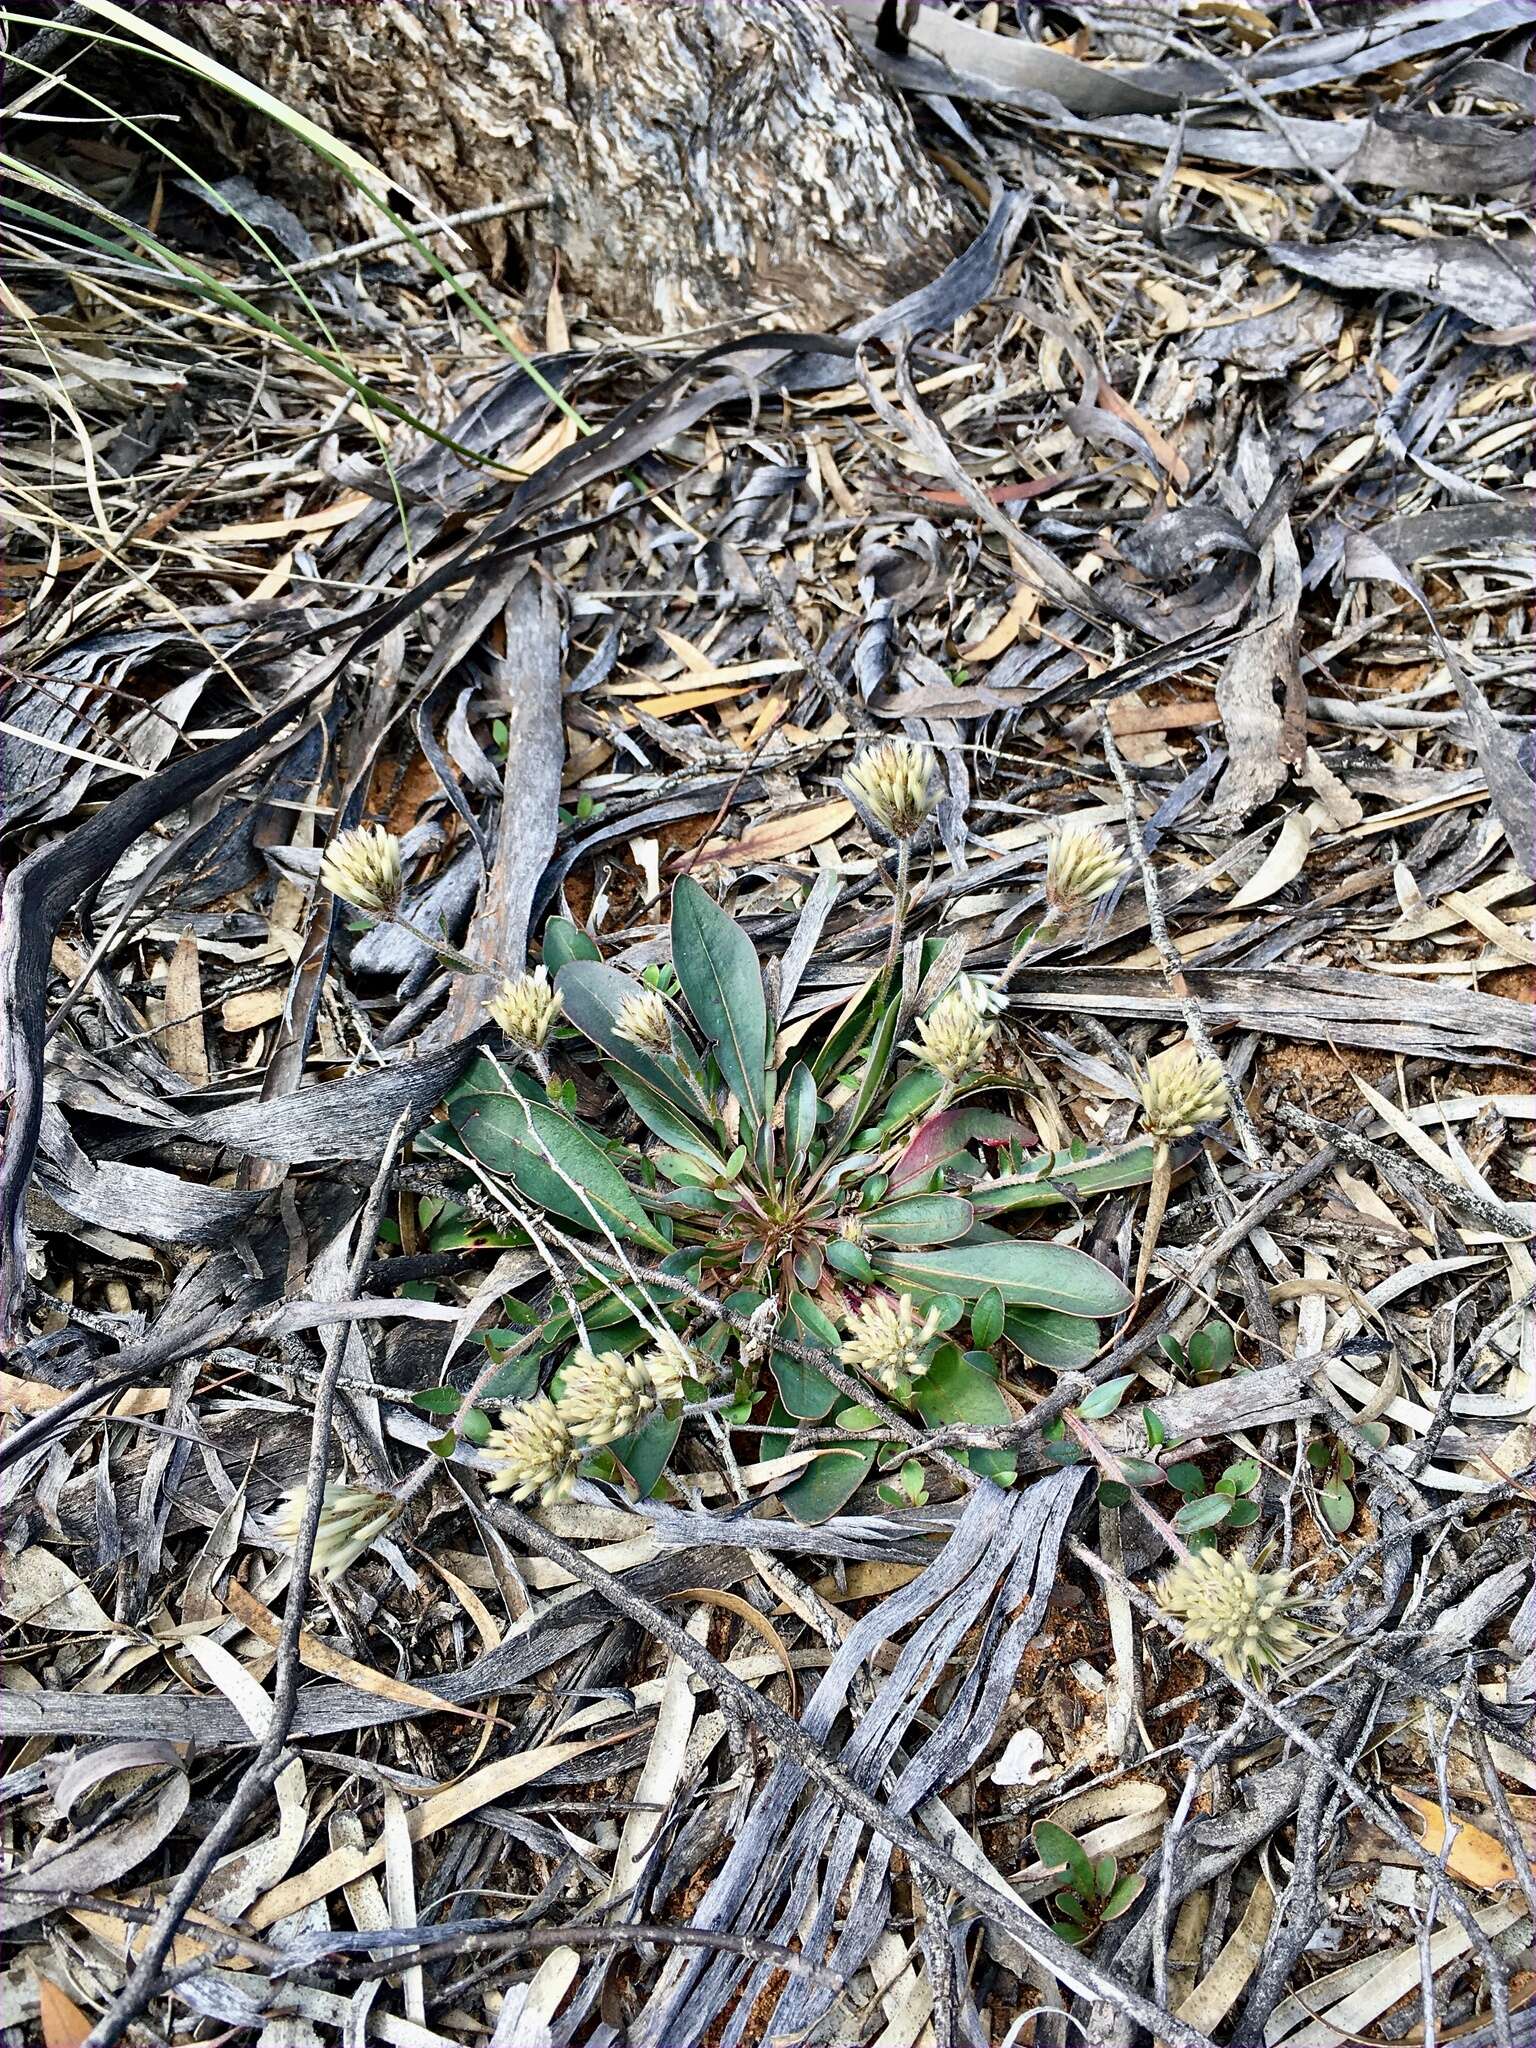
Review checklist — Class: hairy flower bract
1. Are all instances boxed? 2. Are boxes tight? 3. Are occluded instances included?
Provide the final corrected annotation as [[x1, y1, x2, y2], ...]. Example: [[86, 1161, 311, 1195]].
[[843, 737, 939, 841]]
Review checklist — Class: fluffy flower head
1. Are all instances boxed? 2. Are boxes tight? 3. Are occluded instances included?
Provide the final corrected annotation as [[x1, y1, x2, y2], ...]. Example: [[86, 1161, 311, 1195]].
[[320, 826, 403, 918], [558, 1347, 661, 1448], [642, 1327, 693, 1406], [487, 967, 563, 1052], [840, 1291, 942, 1394], [272, 1482, 399, 1581], [484, 1395, 580, 1504], [843, 738, 940, 841], [613, 986, 673, 1054], [902, 984, 994, 1083], [1138, 1044, 1229, 1140], [1157, 1550, 1307, 1685], [1044, 820, 1130, 918]]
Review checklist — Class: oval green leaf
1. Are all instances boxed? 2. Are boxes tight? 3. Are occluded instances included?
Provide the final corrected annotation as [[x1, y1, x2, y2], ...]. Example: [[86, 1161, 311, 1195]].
[[670, 877, 768, 1132], [874, 1240, 1131, 1317], [448, 1091, 669, 1253]]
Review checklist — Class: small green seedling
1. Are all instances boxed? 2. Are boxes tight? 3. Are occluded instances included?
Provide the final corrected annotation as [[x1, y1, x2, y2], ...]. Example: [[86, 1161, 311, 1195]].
[[877, 1458, 930, 1510], [1159, 1318, 1236, 1384], [1306, 1423, 1385, 1532], [1032, 1821, 1144, 1945], [1166, 1455, 1261, 1544]]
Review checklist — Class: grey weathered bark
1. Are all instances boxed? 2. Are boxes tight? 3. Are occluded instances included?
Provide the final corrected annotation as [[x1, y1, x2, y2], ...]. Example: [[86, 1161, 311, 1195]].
[[175, 0, 966, 335]]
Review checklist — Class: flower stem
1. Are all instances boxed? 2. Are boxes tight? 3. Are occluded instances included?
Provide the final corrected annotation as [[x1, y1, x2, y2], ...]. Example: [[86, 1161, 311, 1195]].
[[992, 906, 1056, 996], [878, 835, 912, 1001], [387, 914, 500, 980]]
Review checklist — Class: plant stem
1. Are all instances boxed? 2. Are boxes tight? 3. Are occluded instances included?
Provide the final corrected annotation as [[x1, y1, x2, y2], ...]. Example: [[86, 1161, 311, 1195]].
[[991, 906, 1056, 996], [878, 835, 912, 1001]]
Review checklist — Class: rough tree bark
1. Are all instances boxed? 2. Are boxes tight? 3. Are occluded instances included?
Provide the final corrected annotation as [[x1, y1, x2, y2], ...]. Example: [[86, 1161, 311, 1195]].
[[175, 0, 966, 334]]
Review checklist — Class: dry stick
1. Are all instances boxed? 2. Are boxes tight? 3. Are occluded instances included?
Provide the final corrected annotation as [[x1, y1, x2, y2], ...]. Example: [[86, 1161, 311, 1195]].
[[1273, 1100, 1530, 1241], [1069, 1540, 1515, 2048], [1465, 1714, 1536, 1934], [252, 193, 551, 284], [84, 1114, 412, 2048], [1099, 713, 1266, 1167], [749, 558, 877, 731], [480, 1493, 1223, 2048]]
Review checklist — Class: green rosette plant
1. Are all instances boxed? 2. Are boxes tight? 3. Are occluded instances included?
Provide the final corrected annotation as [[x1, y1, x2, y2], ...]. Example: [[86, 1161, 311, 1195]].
[[425, 877, 1162, 1522]]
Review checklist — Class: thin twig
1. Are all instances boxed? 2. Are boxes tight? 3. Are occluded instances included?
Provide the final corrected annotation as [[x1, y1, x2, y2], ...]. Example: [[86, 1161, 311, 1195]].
[[749, 557, 876, 730], [1273, 1101, 1530, 1240], [247, 192, 551, 284]]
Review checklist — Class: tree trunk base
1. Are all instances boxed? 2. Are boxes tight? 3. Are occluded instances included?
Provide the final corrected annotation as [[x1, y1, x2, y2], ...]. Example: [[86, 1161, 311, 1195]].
[[177, 0, 966, 335]]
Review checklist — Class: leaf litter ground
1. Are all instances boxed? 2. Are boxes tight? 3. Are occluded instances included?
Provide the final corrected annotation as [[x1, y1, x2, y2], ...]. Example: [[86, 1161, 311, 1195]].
[[1, 6, 1533, 2046]]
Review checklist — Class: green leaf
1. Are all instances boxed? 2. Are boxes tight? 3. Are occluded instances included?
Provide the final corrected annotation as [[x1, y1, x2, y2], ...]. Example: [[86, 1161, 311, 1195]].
[[1165, 1460, 1205, 1496], [542, 916, 601, 974], [1103, 1872, 1145, 1922], [1225, 1498, 1260, 1528], [1051, 1919, 1090, 1946], [971, 1287, 1006, 1352], [413, 1386, 463, 1415], [823, 997, 901, 1164], [448, 1090, 670, 1253], [969, 1139, 1161, 1214], [836, 1403, 880, 1431], [1077, 1374, 1136, 1420], [826, 1239, 876, 1282], [556, 961, 700, 1118], [1043, 1440, 1085, 1467], [914, 1347, 1016, 1487], [1222, 1459, 1260, 1495], [1097, 1480, 1130, 1508], [1115, 1457, 1162, 1488], [769, 1292, 843, 1421], [613, 1071, 722, 1164], [1004, 1306, 1102, 1370], [1188, 1321, 1236, 1378], [1033, 1822, 1094, 1901], [1053, 1888, 1090, 1925], [810, 970, 887, 1089], [784, 1062, 818, 1164], [862, 1195, 974, 1247], [1174, 1494, 1233, 1532], [874, 1240, 1131, 1317], [609, 1409, 681, 1498], [1158, 1334, 1186, 1369], [480, 1354, 542, 1403], [776, 1444, 879, 1524], [1320, 1478, 1355, 1533], [427, 1429, 456, 1457], [1144, 1407, 1167, 1449], [1094, 1854, 1118, 1898], [670, 877, 768, 1132]]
